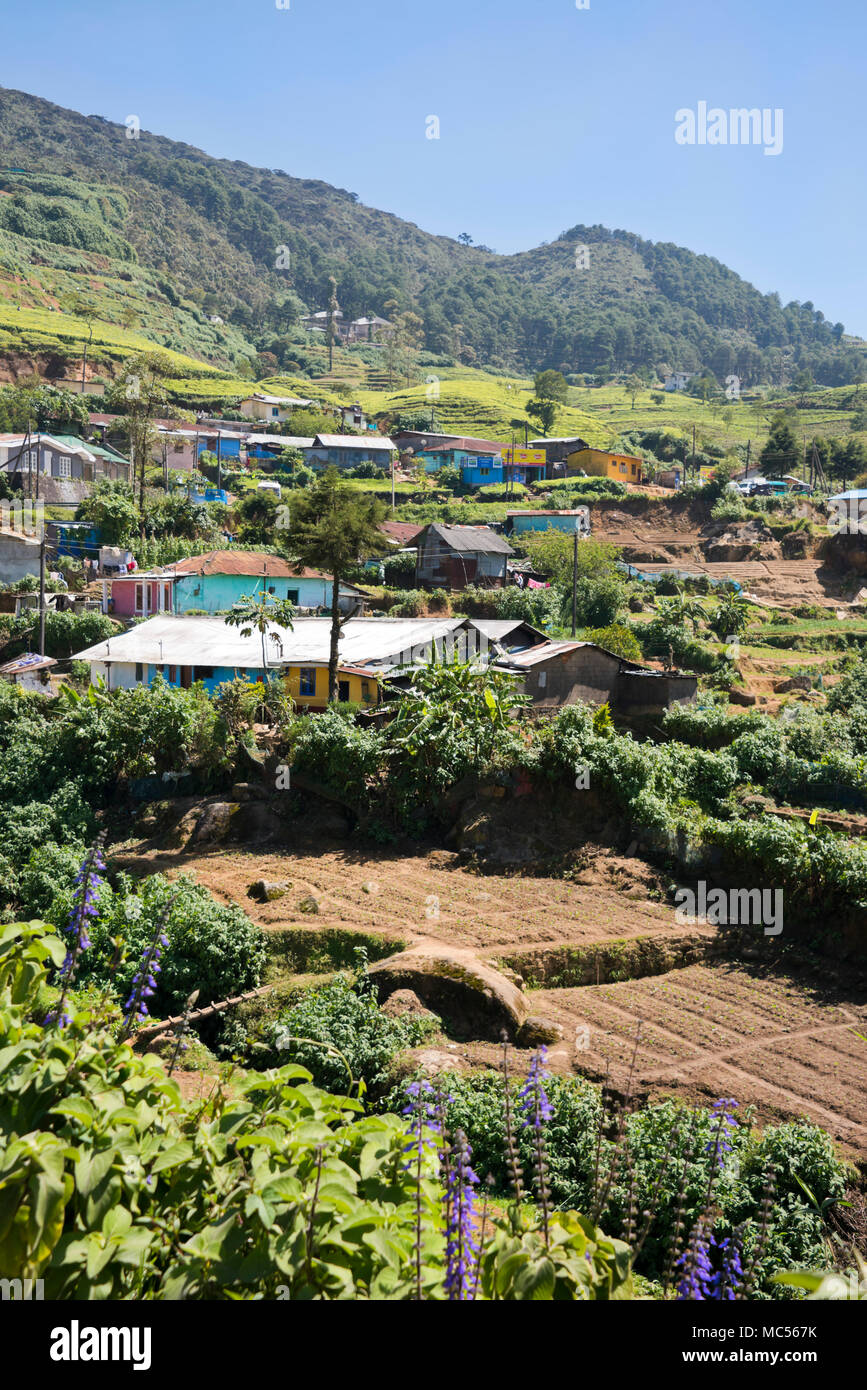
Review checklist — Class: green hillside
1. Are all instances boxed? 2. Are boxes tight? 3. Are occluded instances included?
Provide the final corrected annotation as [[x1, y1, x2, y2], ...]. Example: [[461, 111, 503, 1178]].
[[1, 86, 865, 391]]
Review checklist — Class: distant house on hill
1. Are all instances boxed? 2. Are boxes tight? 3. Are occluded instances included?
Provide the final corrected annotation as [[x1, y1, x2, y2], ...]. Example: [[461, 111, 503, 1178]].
[[100, 551, 369, 619], [664, 372, 690, 392], [566, 447, 644, 485], [304, 434, 396, 470], [238, 393, 314, 423], [0, 433, 129, 504], [415, 523, 513, 590]]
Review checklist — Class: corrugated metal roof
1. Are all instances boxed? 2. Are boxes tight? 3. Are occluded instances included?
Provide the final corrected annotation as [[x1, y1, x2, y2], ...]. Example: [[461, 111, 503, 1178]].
[[423, 524, 513, 555], [496, 641, 593, 668], [244, 434, 315, 448], [72, 615, 468, 670], [312, 434, 395, 450], [0, 652, 56, 675]]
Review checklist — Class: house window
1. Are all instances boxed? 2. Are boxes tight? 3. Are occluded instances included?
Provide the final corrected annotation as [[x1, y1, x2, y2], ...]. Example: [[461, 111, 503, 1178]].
[[479, 467, 490, 476], [620, 463, 627, 473], [164, 584, 172, 609], [537, 671, 548, 688], [167, 665, 177, 683], [58, 455, 72, 478], [195, 666, 214, 680], [361, 680, 371, 702], [135, 583, 144, 613], [271, 407, 279, 418], [299, 667, 316, 697], [338, 680, 350, 702], [268, 585, 276, 594], [287, 588, 299, 604], [135, 663, 143, 682]]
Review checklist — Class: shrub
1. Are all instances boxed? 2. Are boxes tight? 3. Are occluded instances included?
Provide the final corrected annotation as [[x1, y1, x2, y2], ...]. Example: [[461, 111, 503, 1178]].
[[46, 871, 267, 1016], [269, 967, 438, 1094], [583, 623, 643, 661]]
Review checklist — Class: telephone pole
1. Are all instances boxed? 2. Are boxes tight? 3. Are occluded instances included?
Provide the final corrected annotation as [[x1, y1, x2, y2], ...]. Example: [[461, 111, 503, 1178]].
[[571, 526, 579, 637], [38, 528, 46, 657]]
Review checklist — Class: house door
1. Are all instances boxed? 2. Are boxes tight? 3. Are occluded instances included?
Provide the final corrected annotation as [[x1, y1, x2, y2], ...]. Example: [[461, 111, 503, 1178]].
[[180, 666, 193, 689], [338, 680, 350, 702], [447, 555, 476, 587]]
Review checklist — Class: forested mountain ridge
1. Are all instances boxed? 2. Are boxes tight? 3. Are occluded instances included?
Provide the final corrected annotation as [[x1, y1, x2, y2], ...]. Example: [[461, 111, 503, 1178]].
[[0, 85, 862, 386]]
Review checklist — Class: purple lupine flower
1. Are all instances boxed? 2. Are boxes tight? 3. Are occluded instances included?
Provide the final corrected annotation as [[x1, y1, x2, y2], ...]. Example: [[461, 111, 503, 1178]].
[[517, 1046, 554, 1131], [706, 1097, 739, 1169], [122, 923, 169, 1034], [710, 1235, 744, 1301], [401, 1079, 441, 1168], [675, 1217, 715, 1300], [45, 837, 106, 1028], [676, 1223, 744, 1300], [442, 1128, 480, 1301]]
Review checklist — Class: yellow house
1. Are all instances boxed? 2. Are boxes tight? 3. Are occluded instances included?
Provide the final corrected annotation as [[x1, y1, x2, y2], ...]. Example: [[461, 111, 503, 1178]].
[[566, 448, 644, 483], [283, 663, 380, 710]]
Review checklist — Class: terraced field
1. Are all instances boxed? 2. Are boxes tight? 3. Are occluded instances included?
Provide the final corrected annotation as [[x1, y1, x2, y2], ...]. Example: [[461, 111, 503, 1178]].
[[526, 965, 867, 1153], [124, 832, 867, 1155]]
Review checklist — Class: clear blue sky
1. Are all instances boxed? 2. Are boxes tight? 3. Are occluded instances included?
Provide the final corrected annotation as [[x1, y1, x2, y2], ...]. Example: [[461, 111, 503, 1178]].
[[3, 0, 865, 333]]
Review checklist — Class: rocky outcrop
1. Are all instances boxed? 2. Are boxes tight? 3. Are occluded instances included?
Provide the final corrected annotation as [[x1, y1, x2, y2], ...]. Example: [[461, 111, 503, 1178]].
[[368, 944, 530, 1040]]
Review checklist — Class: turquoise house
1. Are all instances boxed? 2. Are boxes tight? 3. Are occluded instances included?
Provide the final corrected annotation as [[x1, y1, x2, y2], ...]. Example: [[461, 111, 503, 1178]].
[[165, 551, 366, 614], [506, 509, 590, 536], [416, 447, 503, 486]]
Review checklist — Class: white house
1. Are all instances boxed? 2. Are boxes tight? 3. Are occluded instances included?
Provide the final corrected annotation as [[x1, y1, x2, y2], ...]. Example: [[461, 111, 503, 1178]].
[[664, 372, 691, 392], [238, 394, 315, 424]]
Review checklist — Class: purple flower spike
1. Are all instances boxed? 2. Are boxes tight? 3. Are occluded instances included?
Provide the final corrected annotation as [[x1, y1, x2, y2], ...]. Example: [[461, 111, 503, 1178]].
[[517, 1047, 554, 1131], [443, 1129, 480, 1301]]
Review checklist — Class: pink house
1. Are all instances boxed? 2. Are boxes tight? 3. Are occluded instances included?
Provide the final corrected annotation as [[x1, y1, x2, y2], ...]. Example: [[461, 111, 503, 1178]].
[[100, 574, 177, 618]]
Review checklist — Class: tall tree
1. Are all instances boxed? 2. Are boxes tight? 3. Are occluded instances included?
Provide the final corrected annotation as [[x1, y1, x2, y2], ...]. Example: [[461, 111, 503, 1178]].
[[286, 468, 389, 702], [533, 370, 568, 403], [109, 353, 173, 527], [327, 275, 339, 373], [759, 412, 800, 477]]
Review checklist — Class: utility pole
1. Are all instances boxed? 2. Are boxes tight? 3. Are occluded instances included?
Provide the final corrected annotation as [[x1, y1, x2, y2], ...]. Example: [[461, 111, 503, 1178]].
[[38, 528, 46, 657], [692, 424, 697, 482], [571, 526, 578, 637], [81, 321, 93, 394], [745, 438, 751, 477], [217, 432, 222, 494]]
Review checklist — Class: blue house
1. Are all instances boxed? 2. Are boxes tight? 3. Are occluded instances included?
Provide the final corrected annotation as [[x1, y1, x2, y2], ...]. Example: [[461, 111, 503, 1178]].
[[507, 509, 590, 536], [415, 447, 504, 486]]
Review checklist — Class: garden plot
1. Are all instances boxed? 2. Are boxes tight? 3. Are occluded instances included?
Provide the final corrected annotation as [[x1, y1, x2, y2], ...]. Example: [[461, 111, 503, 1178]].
[[528, 964, 867, 1154], [126, 842, 684, 953]]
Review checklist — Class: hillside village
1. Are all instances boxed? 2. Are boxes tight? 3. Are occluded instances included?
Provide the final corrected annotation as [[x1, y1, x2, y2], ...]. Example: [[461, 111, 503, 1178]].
[[2, 85, 867, 1315]]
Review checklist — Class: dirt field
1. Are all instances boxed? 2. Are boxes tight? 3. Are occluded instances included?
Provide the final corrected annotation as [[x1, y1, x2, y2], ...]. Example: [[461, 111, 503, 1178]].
[[527, 964, 867, 1153], [123, 835, 867, 1157]]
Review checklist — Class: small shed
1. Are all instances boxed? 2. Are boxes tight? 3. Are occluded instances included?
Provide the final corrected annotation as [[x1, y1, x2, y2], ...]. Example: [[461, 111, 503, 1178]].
[[495, 641, 698, 714], [0, 652, 57, 692], [415, 523, 513, 590]]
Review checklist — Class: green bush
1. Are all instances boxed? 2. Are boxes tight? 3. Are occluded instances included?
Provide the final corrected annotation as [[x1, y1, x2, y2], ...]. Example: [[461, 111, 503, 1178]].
[[269, 969, 438, 1094], [46, 872, 267, 1017]]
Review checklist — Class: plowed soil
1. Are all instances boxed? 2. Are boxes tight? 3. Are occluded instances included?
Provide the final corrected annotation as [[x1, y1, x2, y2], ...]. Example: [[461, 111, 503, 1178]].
[[123, 834, 867, 1155], [527, 964, 867, 1152]]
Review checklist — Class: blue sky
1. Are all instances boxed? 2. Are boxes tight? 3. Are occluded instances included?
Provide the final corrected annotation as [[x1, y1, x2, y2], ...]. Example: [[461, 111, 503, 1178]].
[[3, 0, 865, 333]]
